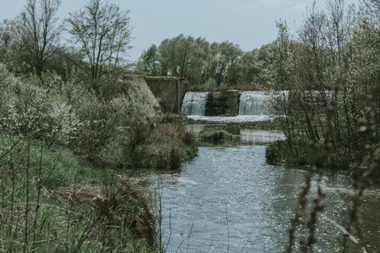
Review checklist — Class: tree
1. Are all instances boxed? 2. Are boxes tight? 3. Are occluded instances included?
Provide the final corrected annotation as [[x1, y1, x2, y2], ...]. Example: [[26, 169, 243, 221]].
[[0, 19, 24, 72], [137, 44, 161, 76], [20, 0, 63, 77], [270, 21, 293, 88], [240, 50, 260, 84], [66, 0, 133, 84], [209, 41, 243, 85], [327, 0, 345, 64], [158, 34, 207, 83]]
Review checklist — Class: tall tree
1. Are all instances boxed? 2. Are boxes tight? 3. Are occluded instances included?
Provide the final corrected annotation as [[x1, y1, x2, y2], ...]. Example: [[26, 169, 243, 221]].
[[20, 0, 63, 77], [210, 41, 243, 85], [270, 21, 293, 88], [67, 0, 133, 84], [137, 44, 161, 76], [158, 34, 206, 83]]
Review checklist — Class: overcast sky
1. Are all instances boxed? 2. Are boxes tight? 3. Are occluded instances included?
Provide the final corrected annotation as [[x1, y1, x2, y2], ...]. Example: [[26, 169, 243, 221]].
[[0, 0, 360, 61]]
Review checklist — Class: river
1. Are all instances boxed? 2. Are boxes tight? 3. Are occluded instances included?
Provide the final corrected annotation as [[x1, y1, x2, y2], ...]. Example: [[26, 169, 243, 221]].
[[129, 126, 380, 253]]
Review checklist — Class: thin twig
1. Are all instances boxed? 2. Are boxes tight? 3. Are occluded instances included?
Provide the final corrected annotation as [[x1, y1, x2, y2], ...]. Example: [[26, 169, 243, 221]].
[[0, 138, 21, 161], [321, 214, 368, 253]]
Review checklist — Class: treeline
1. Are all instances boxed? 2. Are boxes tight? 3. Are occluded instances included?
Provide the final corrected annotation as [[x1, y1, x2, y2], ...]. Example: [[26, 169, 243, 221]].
[[0, 0, 133, 89], [269, 0, 380, 170], [266, 1, 380, 251], [136, 34, 276, 87]]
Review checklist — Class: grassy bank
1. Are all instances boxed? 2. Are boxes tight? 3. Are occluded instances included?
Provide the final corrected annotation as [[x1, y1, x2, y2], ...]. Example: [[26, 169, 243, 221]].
[[265, 138, 346, 168], [186, 118, 281, 130], [0, 135, 158, 253], [145, 124, 198, 170], [225, 120, 280, 130], [0, 64, 199, 252], [199, 130, 233, 144]]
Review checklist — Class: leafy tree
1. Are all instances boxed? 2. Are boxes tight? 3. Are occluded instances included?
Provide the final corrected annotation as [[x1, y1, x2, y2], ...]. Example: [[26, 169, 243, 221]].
[[0, 19, 25, 72], [269, 21, 293, 89], [210, 41, 243, 85], [66, 0, 133, 85], [139, 35, 276, 86], [137, 44, 161, 76], [158, 34, 207, 83], [240, 50, 260, 84]]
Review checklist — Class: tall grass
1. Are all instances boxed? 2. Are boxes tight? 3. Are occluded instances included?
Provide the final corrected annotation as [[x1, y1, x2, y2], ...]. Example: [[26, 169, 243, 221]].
[[149, 124, 198, 170], [0, 134, 157, 252]]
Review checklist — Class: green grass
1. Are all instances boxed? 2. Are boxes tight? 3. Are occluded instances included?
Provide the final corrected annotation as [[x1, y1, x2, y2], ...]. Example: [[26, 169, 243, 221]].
[[199, 130, 233, 143], [0, 135, 157, 253], [265, 138, 337, 168]]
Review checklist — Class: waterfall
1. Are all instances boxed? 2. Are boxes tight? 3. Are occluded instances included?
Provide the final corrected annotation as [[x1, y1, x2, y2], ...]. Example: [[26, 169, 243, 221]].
[[239, 91, 271, 115], [181, 92, 209, 116]]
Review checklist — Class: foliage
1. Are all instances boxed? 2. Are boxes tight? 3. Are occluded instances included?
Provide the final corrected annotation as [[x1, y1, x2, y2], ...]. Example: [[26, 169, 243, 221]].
[[0, 64, 80, 147], [136, 44, 161, 76], [0, 135, 157, 252], [199, 130, 233, 143], [266, 1, 380, 252], [269, 0, 380, 169], [149, 124, 197, 170], [158, 34, 207, 83], [0, 19, 26, 73], [182, 130, 196, 146], [169, 147, 182, 170], [265, 138, 327, 166], [138, 35, 275, 86], [73, 89, 153, 168]]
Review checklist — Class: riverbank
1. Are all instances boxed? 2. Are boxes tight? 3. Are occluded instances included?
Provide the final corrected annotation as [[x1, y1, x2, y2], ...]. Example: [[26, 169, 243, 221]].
[[0, 118, 200, 251], [266, 138, 380, 179], [186, 118, 281, 130], [0, 135, 158, 252]]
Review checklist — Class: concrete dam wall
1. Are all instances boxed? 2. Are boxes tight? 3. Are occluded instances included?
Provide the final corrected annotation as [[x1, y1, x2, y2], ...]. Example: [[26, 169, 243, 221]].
[[145, 76, 188, 114]]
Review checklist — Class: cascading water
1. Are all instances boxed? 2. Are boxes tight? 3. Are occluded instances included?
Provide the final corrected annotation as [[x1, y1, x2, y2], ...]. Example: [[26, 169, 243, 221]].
[[239, 91, 271, 115], [181, 92, 209, 116]]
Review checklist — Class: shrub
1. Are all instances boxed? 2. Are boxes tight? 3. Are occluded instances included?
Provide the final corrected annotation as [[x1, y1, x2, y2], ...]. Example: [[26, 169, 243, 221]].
[[265, 138, 324, 166], [156, 151, 169, 170], [150, 124, 177, 141], [169, 147, 182, 170], [0, 64, 80, 146], [182, 131, 196, 146], [72, 93, 153, 168], [265, 140, 288, 165], [199, 130, 233, 143], [155, 147, 182, 170]]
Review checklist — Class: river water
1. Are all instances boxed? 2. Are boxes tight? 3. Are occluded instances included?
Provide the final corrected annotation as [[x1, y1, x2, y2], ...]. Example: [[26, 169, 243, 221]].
[[129, 126, 380, 253]]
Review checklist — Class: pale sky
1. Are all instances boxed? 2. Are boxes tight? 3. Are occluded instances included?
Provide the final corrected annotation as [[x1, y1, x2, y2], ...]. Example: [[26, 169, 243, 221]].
[[0, 0, 361, 61]]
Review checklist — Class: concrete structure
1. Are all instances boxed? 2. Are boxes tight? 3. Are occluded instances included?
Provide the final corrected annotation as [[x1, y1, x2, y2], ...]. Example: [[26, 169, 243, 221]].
[[145, 76, 188, 114], [205, 90, 241, 116]]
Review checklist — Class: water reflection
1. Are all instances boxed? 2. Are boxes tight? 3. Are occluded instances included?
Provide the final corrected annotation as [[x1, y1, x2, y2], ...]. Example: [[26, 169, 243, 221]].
[[186, 124, 285, 145], [188, 115, 273, 123], [126, 129, 380, 253]]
